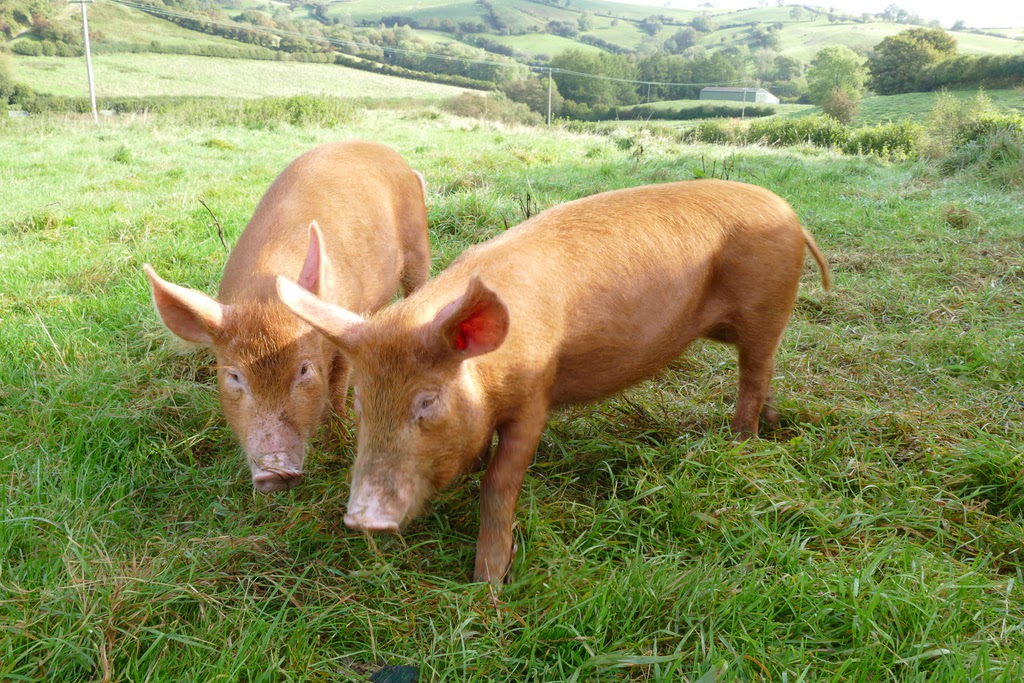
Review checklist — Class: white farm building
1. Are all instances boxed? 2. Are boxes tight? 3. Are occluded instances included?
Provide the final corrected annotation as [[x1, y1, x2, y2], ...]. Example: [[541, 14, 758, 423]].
[[699, 87, 780, 105]]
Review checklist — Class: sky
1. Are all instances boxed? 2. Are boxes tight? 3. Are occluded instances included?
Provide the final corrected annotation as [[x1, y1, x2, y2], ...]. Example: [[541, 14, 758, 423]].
[[610, 1, 1024, 29]]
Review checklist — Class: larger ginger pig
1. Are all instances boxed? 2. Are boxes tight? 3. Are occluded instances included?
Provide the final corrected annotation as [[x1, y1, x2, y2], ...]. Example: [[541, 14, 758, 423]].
[[145, 140, 430, 493], [276, 179, 830, 583]]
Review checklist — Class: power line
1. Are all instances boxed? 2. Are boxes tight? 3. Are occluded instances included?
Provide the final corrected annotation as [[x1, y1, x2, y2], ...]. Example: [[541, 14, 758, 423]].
[[107, 0, 754, 91]]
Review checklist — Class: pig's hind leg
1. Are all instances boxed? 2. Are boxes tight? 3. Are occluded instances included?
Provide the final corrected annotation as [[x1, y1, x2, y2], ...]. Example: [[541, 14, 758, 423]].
[[703, 324, 784, 437], [732, 335, 783, 436]]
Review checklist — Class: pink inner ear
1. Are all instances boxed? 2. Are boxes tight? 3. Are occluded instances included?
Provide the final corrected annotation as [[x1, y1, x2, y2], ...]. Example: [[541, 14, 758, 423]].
[[453, 322, 470, 350], [452, 306, 499, 352]]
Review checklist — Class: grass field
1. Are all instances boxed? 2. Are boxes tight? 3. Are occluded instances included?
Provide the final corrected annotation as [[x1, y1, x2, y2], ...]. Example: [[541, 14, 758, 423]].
[[853, 88, 1024, 125], [10, 53, 470, 100], [14, 0, 257, 53], [489, 32, 606, 59], [1, 103, 1023, 681]]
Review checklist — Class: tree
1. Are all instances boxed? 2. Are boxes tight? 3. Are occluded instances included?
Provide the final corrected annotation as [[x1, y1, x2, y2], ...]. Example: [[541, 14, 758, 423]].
[[867, 27, 957, 94], [640, 15, 663, 36], [546, 20, 578, 37], [577, 10, 594, 31], [774, 55, 804, 81], [807, 45, 865, 105], [789, 6, 803, 22], [822, 88, 859, 123], [753, 48, 779, 82], [690, 15, 715, 32], [951, 20, 967, 31], [550, 49, 638, 108], [882, 4, 908, 22], [664, 27, 698, 54], [500, 75, 564, 117]]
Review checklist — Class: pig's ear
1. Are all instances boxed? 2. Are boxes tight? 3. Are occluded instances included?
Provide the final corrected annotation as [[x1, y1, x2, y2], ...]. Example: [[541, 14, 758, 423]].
[[276, 276, 365, 352], [144, 264, 226, 345], [430, 275, 509, 359], [296, 221, 333, 299]]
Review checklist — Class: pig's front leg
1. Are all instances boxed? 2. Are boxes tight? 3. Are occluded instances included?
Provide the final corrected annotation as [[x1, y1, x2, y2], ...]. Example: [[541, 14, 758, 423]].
[[473, 408, 548, 584]]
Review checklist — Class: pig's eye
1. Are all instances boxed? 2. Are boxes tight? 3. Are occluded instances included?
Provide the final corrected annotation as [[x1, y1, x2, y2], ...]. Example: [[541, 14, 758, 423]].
[[296, 361, 315, 382], [413, 392, 441, 424], [224, 368, 248, 393]]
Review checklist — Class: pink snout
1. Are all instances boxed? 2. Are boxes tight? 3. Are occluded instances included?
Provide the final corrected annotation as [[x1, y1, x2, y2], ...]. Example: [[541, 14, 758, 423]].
[[344, 505, 401, 534], [252, 469, 303, 493], [250, 450, 303, 493]]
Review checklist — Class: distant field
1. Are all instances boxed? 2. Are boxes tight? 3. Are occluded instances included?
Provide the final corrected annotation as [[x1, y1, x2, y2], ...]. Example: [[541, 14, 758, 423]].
[[703, 20, 1024, 62], [583, 21, 649, 50], [489, 33, 605, 59], [625, 98, 813, 117], [610, 89, 1023, 129], [11, 54, 471, 100], [854, 87, 1024, 125], [326, 0, 482, 24], [45, 1, 253, 51], [951, 31, 1024, 55]]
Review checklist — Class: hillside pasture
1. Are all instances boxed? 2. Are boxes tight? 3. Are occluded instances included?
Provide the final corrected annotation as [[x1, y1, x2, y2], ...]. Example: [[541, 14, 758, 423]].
[[10, 53, 471, 100], [701, 20, 1024, 62], [31, 1, 258, 53], [1, 103, 1024, 681], [488, 32, 606, 59], [853, 88, 1024, 125], [327, 0, 484, 25]]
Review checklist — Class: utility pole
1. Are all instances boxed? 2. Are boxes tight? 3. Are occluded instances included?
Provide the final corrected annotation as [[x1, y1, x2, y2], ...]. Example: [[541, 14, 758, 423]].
[[70, 0, 98, 122], [546, 68, 553, 126]]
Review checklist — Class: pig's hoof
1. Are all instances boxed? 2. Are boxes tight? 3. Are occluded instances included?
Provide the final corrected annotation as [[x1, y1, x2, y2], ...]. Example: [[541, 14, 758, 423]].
[[473, 542, 517, 585], [761, 405, 781, 428]]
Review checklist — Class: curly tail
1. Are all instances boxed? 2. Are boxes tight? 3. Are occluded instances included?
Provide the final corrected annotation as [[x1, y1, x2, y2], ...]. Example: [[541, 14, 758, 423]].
[[801, 228, 831, 290]]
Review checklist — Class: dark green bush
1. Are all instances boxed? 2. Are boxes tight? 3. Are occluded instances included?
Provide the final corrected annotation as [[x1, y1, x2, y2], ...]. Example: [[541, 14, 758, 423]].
[[844, 120, 923, 160], [746, 114, 850, 148], [14, 94, 358, 128], [240, 94, 357, 128], [10, 40, 42, 56], [953, 112, 1024, 147], [939, 128, 1024, 186], [683, 120, 734, 144], [442, 92, 542, 126]]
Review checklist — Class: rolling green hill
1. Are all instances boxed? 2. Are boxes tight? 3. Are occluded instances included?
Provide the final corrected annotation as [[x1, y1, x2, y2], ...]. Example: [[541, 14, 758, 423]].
[[11, 0, 1021, 68], [11, 52, 469, 100], [5, 0, 1024, 108]]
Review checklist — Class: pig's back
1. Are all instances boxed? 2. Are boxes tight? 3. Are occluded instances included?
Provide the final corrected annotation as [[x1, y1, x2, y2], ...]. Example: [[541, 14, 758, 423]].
[[444, 179, 807, 404], [220, 141, 422, 309]]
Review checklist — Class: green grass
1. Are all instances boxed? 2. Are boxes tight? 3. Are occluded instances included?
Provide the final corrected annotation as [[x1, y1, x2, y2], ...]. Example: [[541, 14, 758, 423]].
[[327, 0, 483, 25], [70, 0, 255, 51], [700, 20, 1024, 63], [1, 103, 1024, 681], [10, 53, 470, 99], [488, 32, 605, 59], [853, 88, 1024, 125]]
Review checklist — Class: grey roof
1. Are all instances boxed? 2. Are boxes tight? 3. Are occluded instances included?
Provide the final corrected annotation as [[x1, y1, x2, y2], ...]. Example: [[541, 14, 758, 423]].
[[701, 87, 770, 93]]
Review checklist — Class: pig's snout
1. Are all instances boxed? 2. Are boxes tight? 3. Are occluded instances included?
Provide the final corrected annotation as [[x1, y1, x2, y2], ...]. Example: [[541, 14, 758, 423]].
[[344, 490, 405, 533], [250, 452, 303, 493], [252, 469, 302, 493], [344, 506, 401, 534]]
